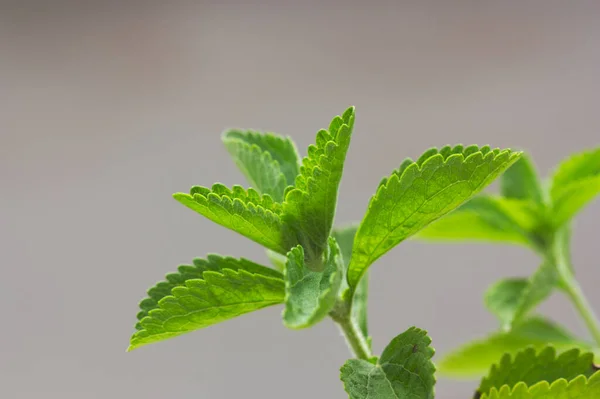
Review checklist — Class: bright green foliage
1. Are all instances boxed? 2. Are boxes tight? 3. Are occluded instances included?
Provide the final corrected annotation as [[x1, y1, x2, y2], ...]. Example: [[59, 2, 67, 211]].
[[347, 145, 521, 289], [129, 261, 285, 351], [500, 154, 544, 204], [130, 106, 599, 399], [282, 107, 355, 269], [485, 279, 529, 330], [437, 317, 590, 377], [135, 255, 283, 327], [222, 130, 301, 202], [283, 238, 344, 329], [482, 372, 600, 399], [415, 196, 535, 245], [173, 184, 295, 254], [478, 346, 597, 398], [550, 147, 600, 227], [486, 262, 559, 330], [340, 327, 436, 399]]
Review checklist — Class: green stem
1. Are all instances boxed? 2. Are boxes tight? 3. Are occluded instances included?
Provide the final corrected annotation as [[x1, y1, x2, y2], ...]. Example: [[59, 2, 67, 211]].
[[562, 276, 600, 346], [550, 228, 600, 347], [330, 294, 372, 361], [336, 316, 372, 361]]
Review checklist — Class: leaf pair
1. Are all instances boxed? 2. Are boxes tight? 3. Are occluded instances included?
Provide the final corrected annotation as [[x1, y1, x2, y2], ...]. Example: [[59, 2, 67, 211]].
[[177, 107, 355, 269], [476, 346, 600, 399]]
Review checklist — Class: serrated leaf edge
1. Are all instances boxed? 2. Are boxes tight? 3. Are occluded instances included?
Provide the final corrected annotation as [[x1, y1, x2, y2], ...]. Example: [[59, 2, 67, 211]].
[[482, 370, 600, 399], [348, 146, 522, 288], [129, 268, 285, 351]]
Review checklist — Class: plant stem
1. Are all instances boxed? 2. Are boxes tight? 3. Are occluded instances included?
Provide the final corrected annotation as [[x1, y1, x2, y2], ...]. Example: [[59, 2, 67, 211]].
[[562, 275, 600, 346], [336, 317, 372, 361], [550, 228, 600, 347]]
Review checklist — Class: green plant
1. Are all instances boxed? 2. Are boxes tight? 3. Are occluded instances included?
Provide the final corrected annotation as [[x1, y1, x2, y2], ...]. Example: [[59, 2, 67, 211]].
[[417, 149, 600, 380], [127, 107, 600, 398]]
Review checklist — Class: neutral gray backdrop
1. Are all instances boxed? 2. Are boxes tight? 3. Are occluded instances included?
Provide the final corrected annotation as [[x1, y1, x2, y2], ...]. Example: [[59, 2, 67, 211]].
[[2, 2, 600, 398]]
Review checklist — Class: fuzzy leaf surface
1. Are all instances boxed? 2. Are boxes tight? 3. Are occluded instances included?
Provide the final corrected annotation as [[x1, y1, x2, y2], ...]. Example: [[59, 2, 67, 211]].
[[340, 327, 436, 399], [173, 184, 295, 254], [282, 107, 355, 268], [437, 317, 590, 378], [348, 145, 521, 289], [135, 255, 282, 327], [550, 147, 600, 226], [129, 264, 285, 350], [283, 237, 344, 329], [478, 346, 597, 397], [222, 130, 300, 201]]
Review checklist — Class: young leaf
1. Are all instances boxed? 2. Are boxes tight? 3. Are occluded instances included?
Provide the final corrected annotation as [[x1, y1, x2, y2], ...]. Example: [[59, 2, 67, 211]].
[[282, 107, 355, 269], [550, 147, 600, 226], [347, 145, 522, 289], [478, 346, 597, 398], [340, 327, 436, 399], [500, 154, 544, 204], [482, 372, 600, 399], [332, 224, 370, 345], [222, 130, 301, 201], [485, 278, 529, 330], [437, 317, 591, 378], [135, 255, 283, 327], [415, 196, 535, 246], [283, 237, 344, 329], [173, 184, 295, 254], [487, 262, 559, 330], [129, 264, 285, 351]]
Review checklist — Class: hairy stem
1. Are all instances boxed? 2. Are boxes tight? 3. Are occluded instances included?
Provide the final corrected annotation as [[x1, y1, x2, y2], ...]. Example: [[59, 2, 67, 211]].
[[336, 317, 372, 361], [330, 295, 372, 361]]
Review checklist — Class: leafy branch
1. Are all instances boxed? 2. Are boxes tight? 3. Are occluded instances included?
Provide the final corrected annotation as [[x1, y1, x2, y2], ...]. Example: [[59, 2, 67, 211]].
[[419, 149, 600, 377], [126, 106, 600, 398]]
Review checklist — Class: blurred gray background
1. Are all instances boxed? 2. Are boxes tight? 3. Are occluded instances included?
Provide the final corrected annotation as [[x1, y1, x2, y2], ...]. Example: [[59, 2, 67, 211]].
[[2, 1, 600, 398]]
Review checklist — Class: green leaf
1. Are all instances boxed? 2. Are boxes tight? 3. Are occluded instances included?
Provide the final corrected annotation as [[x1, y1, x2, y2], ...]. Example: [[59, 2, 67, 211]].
[[173, 184, 295, 254], [348, 145, 522, 289], [282, 107, 355, 269], [135, 255, 283, 328], [340, 327, 436, 399], [332, 224, 370, 345], [489, 262, 559, 330], [415, 196, 536, 246], [437, 317, 590, 378], [478, 346, 597, 398], [550, 147, 600, 226], [283, 237, 344, 329], [485, 278, 529, 329], [482, 371, 600, 399], [129, 260, 285, 351], [222, 130, 301, 202], [501, 154, 544, 204]]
